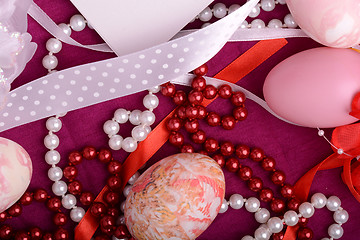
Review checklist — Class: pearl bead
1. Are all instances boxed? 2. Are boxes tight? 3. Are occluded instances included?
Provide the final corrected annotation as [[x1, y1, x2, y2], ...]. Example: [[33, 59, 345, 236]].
[[333, 209, 349, 224], [52, 180, 67, 196], [108, 135, 123, 150], [128, 172, 140, 185], [284, 14, 298, 28], [48, 167, 63, 181], [299, 202, 315, 218], [248, 4, 261, 18], [42, 55, 58, 70], [144, 125, 151, 134], [149, 85, 160, 93], [255, 208, 270, 223], [116, 215, 126, 225], [326, 196, 341, 211], [311, 193, 327, 209], [131, 125, 148, 142], [123, 185, 132, 197], [228, 4, 240, 14], [62, 194, 77, 209], [241, 236, 255, 240], [251, 19, 266, 29], [267, 217, 283, 233], [284, 210, 299, 226], [120, 201, 126, 212], [328, 223, 344, 239], [254, 226, 271, 240], [114, 108, 129, 123], [143, 94, 159, 110], [321, 238, 330, 240], [277, 0, 286, 4], [261, 0, 275, 11], [58, 23, 72, 36], [140, 110, 156, 125], [245, 197, 260, 212], [129, 110, 142, 125], [122, 137, 137, 152], [198, 7, 212, 22], [229, 194, 244, 209], [219, 199, 228, 213], [44, 134, 60, 150], [103, 120, 120, 136], [213, 3, 227, 18], [70, 14, 86, 31], [240, 20, 249, 29], [46, 117, 62, 132], [45, 150, 61, 165], [318, 129, 325, 136], [70, 207, 85, 222], [46, 38, 62, 54], [268, 19, 283, 28], [112, 236, 128, 240]]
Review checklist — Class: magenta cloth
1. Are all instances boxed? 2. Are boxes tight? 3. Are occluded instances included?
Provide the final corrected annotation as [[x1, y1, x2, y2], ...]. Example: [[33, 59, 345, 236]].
[[0, 0, 359, 239]]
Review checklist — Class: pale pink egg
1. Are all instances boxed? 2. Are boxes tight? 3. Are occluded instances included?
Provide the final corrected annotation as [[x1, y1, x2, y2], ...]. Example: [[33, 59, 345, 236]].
[[0, 137, 32, 212], [263, 47, 360, 128], [287, 0, 360, 48], [124, 153, 225, 240]]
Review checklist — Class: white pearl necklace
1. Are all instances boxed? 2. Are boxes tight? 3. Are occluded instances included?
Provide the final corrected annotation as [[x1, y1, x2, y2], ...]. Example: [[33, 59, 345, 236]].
[[219, 193, 348, 240]]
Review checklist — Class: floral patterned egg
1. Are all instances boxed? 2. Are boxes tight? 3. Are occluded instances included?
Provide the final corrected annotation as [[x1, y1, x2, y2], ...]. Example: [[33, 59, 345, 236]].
[[124, 153, 225, 240], [0, 137, 32, 212]]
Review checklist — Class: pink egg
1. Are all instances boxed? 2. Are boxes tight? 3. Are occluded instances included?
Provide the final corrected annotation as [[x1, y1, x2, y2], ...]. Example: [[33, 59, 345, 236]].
[[287, 0, 360, 48], [0, 137, 32, 212], [124, 153, 225, 240], [263, 47, 360, 128]]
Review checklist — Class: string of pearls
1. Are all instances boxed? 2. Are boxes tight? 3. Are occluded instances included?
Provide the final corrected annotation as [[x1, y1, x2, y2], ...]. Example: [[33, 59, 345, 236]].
[[219, 193, 348, 240], [44, 112, 87, 223]]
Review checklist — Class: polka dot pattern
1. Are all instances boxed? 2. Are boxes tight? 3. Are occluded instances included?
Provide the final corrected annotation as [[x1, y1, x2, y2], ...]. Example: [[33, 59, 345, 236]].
[[0, 0, 257, 132]]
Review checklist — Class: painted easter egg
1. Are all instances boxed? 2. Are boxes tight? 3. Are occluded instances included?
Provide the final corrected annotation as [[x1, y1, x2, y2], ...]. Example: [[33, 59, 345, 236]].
[[263, 47, 360, 128], [287, 0, 360, 48], [124, 153, 225, 240], [0, 137, 32, 212]]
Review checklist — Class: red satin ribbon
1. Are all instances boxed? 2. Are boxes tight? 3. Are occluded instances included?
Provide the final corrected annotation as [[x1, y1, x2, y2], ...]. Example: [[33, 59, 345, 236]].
[[74, 39, 288, 240]]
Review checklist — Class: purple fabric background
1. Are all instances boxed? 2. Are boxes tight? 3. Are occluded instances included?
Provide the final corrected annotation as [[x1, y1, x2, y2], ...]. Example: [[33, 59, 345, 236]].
[[0, 0, 359, 239]]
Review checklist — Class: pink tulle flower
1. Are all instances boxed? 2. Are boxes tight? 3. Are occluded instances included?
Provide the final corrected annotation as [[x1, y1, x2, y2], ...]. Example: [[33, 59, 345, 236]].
[[0, 0, 37, 109]]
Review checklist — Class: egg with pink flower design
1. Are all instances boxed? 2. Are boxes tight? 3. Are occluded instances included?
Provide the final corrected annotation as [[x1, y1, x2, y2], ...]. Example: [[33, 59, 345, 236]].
[[0, 137, 32, 212], [124, 153, 225, 240]]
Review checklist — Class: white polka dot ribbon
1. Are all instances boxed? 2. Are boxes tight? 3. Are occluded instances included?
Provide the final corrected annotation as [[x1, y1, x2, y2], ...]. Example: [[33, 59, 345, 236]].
[[0, 0, 259, 132]]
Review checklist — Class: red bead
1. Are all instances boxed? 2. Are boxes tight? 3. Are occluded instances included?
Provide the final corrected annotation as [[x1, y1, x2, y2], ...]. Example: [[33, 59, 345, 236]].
[[53, 213, 67, 226], [54, 228, 69, 240], [248, 177, 263, 192], [91, 202, 108, 218], [34, 189, 48, 202], [250, 148, 265, 162], [203, 138, 219, 153], [63, 166, 78, 180], [107, 176, 122, 190], [271, 170, 286, 185], [173, 90, 187, 105], [42, 233, 54, 240], [47, 197, 62, 211], [206, 112, 221, 126], [82, 146, 97, 160], [160, 82, 176, 97], [80, 192, 95, 206], [98, 148, 112, 163], [107, 207, 120, 218], [68, 151, 83, 165], [237, 166, 253, 181], [169, 131, 184, 147], [191, 76, 206, 91], [100, 227, 114, 236], [287, 198, 301, 211], [221, 115, 236, 130], [196, 105, 207, 119], [184, 119, 199, 133], [261, 157, 276, 171], [220, 141, 235, 156], [213, 154, 225, 167], [95, 235, 110, 240], [0, 225, 13, 239], [181, 144, 195, 153], [297, 227, 313, 240], [29, 227, 43, 240], [235, 144, 250, 159], [0, 212, 8, 222], [193, 64, 208, 76], [185, 106, 199, 119], [225, 157, 240, 172], [14, 231, 30, 240], [203, 85, 217, 99], [270, 198, 286, 213], [272, 232, 284, 240], [259, 188, 274, 202], [68, 180, 83, 195], [280, 184, 295, 199], [104, 191, 120, 205], [100, 215, 116, 230], [19, 191, 33, 205], [108, 161, 122, 175], [7, 203, 22, 217], [298, 217, 309, 227], [231, 91, 246, 106], [176, 106, 187, 119], [191, 130, 206, 144], [188, 90, 203, 105], [114, 225, 131, 238], [197, 150, 208, 156], [233, 107, 248, 121], [166, 117, 182, 131], [218, 84, 232, 99]]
